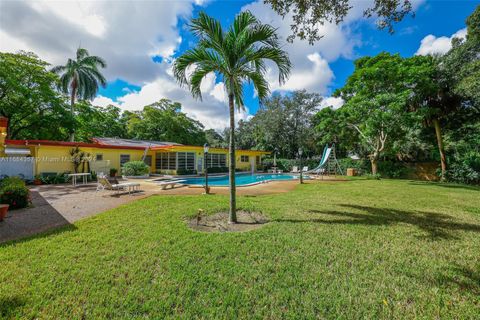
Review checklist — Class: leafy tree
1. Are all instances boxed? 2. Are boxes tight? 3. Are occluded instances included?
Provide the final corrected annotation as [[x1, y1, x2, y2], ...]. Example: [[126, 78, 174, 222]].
[[74, 102, 128, 142], [52, 48, 107, 141], [205, 129, 227, 148], [265, 0, 414, 44], [335, 53, 416, 174], [173, 11, 291, 223], [248, 90, 321, 158], [126, 99, 207, 145], [442, 5, 480, 107], [0, 51, 72, 140]]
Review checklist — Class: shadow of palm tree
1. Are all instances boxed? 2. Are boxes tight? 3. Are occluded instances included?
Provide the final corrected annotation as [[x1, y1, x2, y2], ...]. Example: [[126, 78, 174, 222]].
[[0, 296, 26, 318], [275, 204, 480, 240], [408, 181, 480, 192]]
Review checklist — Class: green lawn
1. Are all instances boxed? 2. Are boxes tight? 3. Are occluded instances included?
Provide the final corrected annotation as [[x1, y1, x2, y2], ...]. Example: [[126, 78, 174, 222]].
[[1, 180, 479, 319]]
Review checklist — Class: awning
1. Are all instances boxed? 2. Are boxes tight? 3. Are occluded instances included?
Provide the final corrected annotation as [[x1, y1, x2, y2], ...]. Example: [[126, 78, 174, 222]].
[[4, 148, 31, 155]]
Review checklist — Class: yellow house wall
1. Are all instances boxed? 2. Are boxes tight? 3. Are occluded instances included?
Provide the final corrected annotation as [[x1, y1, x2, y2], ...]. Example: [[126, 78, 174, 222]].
[[34, 145, 156, 175]]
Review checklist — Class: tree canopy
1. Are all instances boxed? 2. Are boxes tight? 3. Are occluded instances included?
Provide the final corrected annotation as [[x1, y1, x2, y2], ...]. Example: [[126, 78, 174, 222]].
[[265, 0, 414, 44]]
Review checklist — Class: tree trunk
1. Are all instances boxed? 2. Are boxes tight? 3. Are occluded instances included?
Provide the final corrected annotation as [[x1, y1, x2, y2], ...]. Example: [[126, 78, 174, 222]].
[[370, 152, 379, 175], [69, 81, 77, 142], [432, 118, 447, 180], [228, 93, 237, 224]]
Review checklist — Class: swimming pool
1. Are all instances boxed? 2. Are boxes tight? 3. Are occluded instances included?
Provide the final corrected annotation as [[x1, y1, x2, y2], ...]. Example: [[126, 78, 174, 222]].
[[181, 173, 303, 187]]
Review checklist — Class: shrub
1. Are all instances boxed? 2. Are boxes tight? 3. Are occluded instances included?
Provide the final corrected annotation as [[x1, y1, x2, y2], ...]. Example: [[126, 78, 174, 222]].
[[0, 177, 30, 209], [177, 169, 197, 175], [207, 166, 229, 174], [40, 173, 69, 184], [121, 161, 150, 176], [445, 150, 480, 185], [377, 161, 409, 179], [109, 168, 118, 177], [365, 173, 382, 180], [338, 158, 370, 175]]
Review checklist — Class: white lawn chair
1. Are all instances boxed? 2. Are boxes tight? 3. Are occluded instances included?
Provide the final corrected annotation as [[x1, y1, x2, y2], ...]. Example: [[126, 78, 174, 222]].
[[291, 166, 299, 173], [302, 166, 309, 172], [97, 177, 140, 194]]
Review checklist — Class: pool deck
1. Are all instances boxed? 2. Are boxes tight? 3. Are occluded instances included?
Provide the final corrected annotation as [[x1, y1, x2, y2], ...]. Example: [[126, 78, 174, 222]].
[[0, 176, 346, 243]]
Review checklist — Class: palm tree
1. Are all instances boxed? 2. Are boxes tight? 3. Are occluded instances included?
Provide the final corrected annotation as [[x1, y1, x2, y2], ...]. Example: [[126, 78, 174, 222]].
[[173, 11, 291, 223], [52, 48, 107, 141]]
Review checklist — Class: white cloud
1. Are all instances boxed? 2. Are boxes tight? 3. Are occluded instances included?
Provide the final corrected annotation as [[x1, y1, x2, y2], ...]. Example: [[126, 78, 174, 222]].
[[0, 0, 193, 84], [416, 28, 467, 56], [241, 1, 361, 96], [92, 96, 118, 107], [320, 97, 344, 110]]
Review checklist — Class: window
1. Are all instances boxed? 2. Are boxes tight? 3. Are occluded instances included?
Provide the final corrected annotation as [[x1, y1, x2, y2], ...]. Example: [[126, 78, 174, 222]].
[[96, 154, 103, 161], [120, 154, 130, 166], [156, 152, 176, 170], [177, 152, 195, 170], [206, 153, 227, 168], [240, 155, 249, 163], [256, 156, 261, 165], [143, 155, 152, 166]]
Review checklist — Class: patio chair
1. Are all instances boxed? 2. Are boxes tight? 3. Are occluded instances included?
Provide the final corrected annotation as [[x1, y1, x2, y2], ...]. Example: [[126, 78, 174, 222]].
[[302, 166, 309, 172], [97, 176, 140, 195], [291, 166, 299, 173]]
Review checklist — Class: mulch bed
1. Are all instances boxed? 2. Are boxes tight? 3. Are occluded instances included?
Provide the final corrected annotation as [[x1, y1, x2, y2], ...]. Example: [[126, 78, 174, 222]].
[[188, 210, 269, 233]]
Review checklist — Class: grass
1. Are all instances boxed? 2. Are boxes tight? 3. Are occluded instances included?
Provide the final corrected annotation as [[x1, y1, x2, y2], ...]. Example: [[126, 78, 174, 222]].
[[1, 179, 479, 319]]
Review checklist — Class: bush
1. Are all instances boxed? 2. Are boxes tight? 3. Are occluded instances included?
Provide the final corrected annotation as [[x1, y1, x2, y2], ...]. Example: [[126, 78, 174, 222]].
[[365, 173, 382, 180], [121, 161, 150, 176], [0, 177, 30, 209], [109, 168, 118, 177], [40, 173, 69, 184], [445, 151, 480, 185], [177, 169, 197, 175], [377, 161, 409, 179], [338, 158, 370, 175], [207, 166, 229, 174]]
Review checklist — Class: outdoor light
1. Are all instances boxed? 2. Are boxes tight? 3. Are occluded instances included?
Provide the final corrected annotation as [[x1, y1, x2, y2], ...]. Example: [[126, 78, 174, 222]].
[[203, 143, 209, 194], [298, 148, 304, 184]]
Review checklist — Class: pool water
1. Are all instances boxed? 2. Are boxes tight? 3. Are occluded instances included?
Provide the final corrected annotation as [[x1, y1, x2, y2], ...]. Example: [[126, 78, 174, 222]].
[[182, 173, 302, 186]]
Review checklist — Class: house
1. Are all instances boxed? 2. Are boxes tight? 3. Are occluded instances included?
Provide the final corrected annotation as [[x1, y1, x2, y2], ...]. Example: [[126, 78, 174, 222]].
[[0, 117, 268, 179]]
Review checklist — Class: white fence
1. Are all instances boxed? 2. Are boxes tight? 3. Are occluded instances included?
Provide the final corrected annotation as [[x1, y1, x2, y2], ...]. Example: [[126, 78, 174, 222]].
[[0, 157, 35, 180]]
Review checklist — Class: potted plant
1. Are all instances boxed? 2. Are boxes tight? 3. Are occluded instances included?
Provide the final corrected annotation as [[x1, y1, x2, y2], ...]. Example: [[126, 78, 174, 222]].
[[33, 175, 42, 185], [109, 168, 118, 177], [0, 204, 8, 221]]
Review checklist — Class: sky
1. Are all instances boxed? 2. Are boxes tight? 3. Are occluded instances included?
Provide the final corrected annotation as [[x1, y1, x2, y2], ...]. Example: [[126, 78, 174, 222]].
[[1, 0, 478, 130]]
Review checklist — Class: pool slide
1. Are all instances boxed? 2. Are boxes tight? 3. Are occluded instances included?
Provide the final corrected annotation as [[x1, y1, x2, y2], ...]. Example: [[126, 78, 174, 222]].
[[306, 145, 332, 173]]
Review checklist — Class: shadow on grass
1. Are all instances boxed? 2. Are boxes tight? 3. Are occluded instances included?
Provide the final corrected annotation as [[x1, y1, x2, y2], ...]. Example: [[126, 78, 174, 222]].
[[408, 181, 480, 192], [0, 296, 26, 318], [275, 204, 480, 240]]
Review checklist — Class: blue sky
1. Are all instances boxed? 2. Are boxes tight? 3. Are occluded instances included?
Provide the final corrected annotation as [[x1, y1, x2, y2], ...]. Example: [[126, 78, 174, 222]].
[[1, 0, 478, 129], [98, 0, 478, 116]]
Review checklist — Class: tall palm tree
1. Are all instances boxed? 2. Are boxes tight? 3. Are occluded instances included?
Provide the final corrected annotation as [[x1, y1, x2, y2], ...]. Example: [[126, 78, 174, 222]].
[[173, 11, 291, 223], [52, 48, 107, 141]]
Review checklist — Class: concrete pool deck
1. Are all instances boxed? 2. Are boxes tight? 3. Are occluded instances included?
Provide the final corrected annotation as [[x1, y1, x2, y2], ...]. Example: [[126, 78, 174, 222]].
[[0, 176, 347, 243]]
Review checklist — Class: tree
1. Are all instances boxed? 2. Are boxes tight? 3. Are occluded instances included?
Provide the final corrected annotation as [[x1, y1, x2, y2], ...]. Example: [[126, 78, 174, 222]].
[[442, 5, 480, 108], [265, 0, 414, 44], [173, 11, 291, 223], [74, 101, 129, 142], [335, 53, 415, 174], [0, 51, 72, 140], [52, 48, 107, 141], [205, 129, 227, 148], [126, 99, 207, 145]]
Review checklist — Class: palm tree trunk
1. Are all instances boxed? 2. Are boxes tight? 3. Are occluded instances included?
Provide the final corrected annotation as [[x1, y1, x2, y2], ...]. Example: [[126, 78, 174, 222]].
[[228, 93, 237, 224], [432, 117, 447, 180], [69, 81, 77, 142]]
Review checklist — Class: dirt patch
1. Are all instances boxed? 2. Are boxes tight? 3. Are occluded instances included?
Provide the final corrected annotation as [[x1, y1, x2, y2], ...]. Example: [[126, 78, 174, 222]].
[[188, 210, 269, 233]]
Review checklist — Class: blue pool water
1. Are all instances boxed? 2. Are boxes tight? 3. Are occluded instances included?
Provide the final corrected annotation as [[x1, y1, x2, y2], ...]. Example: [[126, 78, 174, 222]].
[[182, 173, 301, 186]]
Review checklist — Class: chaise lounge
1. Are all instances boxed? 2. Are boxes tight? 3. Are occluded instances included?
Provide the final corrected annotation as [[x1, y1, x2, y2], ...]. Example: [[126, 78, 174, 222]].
[[97, 176, 141, 194]]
